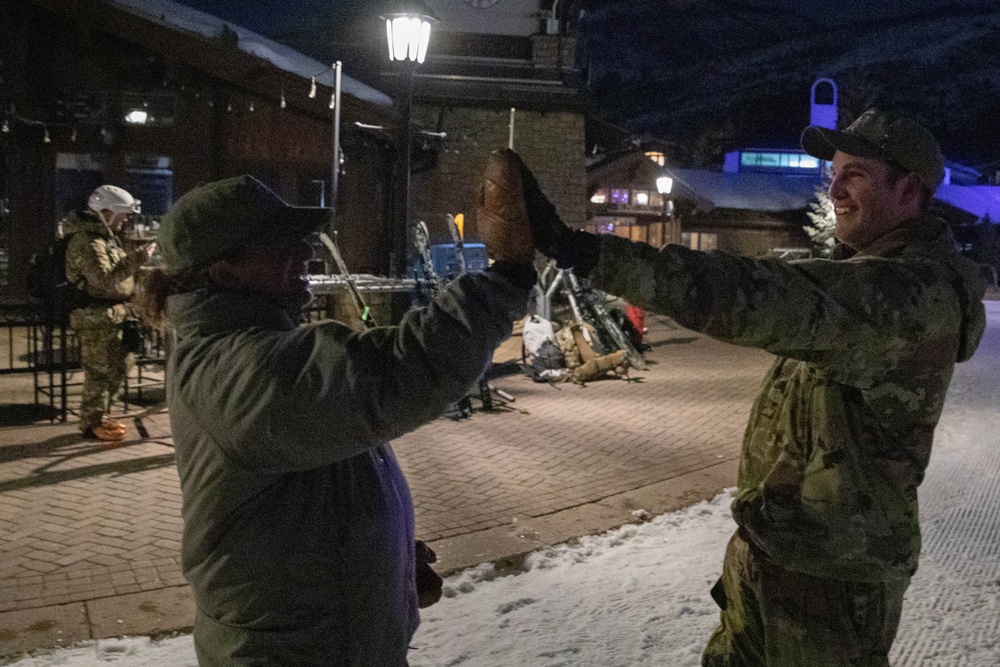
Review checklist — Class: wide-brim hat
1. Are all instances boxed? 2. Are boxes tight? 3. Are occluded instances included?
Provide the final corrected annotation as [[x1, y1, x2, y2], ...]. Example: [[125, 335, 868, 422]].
[[159, 175, 331, 272], [801, 108, 944, 192]]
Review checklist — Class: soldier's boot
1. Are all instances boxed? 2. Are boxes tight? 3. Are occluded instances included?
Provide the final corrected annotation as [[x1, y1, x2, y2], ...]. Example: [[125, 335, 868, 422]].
[[83, 423, 127, 444], [82, 417, 127, 444], [101, 417, 127, 434]]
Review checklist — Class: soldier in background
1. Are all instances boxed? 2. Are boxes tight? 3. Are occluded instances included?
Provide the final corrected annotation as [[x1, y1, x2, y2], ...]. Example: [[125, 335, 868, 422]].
[[63, 185, 155, 443], [495, 108, 987, 665]]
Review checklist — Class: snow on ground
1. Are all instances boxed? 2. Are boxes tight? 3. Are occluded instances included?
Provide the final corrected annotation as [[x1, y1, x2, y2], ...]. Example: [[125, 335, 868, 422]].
[[8, 302, 999, 667]]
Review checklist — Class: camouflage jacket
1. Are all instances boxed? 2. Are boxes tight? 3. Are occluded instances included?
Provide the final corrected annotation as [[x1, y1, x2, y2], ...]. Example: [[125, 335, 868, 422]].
[[62, 209, 138, 328], [590, 216, 986, 582]]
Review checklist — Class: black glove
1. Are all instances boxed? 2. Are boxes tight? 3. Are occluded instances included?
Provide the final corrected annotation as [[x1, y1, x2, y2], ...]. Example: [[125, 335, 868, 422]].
[[510, 151, 602, 277], [415, 540, 443, 609]]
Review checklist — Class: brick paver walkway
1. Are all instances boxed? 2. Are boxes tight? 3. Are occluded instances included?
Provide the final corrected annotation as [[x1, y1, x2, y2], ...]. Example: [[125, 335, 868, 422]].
[[0, 315, 774, 654], [401, 316, 769, 541]]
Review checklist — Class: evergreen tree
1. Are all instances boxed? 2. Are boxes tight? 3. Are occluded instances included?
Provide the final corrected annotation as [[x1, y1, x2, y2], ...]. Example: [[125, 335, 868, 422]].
[[805, 183, 836, 258]]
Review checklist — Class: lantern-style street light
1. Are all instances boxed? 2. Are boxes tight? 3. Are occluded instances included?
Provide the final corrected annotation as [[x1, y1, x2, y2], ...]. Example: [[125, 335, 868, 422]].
[[656, 175, 673, 218], [381, 1, 437, 279]]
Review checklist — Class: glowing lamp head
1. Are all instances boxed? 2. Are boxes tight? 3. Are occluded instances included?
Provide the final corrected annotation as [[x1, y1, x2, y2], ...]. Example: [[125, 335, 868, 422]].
[[382, 1, 437, 64], [656, 176, 673, 195]]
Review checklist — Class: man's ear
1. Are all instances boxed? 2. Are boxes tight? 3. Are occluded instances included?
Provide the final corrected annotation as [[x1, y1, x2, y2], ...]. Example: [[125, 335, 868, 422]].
[[898, 173, 926, 211]]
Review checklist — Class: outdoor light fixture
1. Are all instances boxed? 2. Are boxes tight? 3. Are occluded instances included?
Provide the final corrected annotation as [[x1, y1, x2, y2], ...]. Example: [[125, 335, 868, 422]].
[[382, 1, 438, 64], [656, 175, 674, 226], [124, 109, 149, 125]]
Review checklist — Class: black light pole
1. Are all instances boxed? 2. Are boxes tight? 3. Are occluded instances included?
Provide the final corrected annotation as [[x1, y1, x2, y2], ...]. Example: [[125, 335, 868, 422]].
[[382, 2, 437, 279]]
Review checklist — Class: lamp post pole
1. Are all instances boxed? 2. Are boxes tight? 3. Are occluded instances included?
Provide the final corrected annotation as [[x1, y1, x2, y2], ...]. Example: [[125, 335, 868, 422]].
[[392, 63, 416, 279], [656, 175, 674, 246], [382, 2, 437, 279]]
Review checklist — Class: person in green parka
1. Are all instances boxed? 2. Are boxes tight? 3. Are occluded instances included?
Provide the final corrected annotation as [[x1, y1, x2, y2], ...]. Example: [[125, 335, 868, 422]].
[[491, 108, 987, 666], [63, 185, 155, 442], [140, 167, 535, 666]]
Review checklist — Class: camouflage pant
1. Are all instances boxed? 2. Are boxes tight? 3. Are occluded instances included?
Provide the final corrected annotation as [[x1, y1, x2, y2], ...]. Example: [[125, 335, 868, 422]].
[[74, 325, 133, 430], [702, 532, 909, 667]]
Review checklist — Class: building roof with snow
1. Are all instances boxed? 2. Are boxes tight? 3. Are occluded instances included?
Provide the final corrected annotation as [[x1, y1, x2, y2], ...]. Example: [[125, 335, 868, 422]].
[[110, 0, 392, 109], [934, 185, 1000, 221], [667, 169, 824, 213]]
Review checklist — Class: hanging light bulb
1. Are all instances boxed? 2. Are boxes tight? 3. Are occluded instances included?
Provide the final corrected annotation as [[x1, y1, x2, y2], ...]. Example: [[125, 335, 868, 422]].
[[309, 76, 317, 98], [329, 91, 335, 109], [227, 102, 232, 112], [1, 119, 8, 133], [249, 101, 255, 112], [71, 128, 77, 142], [43, 127, 51, 143], [280, 90, 286, 109]]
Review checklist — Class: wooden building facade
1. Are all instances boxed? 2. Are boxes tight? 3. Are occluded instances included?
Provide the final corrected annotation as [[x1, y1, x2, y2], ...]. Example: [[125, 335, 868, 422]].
[[0, 0, 397, 303]]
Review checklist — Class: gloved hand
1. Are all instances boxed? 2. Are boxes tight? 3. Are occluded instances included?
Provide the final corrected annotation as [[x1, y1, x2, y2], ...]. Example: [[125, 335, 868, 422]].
[[503, 150, 602, 276], [477, 149, 537, 265], [415, 540, 443, 608]]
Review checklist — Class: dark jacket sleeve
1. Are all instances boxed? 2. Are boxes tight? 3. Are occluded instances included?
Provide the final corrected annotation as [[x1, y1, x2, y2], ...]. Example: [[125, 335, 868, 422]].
[[210, 269, 531, 472]]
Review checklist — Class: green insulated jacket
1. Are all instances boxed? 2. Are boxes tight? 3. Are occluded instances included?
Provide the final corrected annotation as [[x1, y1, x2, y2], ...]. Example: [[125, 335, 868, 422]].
[[589, 217, 986, 582], [166, 267, 530, 666], [62, 209, 138, 329]]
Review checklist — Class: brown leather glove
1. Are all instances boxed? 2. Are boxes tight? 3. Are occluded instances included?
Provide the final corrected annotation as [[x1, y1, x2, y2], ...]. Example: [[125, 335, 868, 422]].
[[477, 149, 537, 265], [488, 149, 602, 277], [415, 540, 443, 609]]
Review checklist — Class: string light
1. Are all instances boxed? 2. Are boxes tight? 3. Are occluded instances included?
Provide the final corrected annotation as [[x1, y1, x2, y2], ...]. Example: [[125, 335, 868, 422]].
[[0, 63, 354, 145]]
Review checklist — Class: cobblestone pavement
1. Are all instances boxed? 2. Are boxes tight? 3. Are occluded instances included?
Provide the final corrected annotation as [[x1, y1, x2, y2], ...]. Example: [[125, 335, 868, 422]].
[[0, 316, 774, 655]]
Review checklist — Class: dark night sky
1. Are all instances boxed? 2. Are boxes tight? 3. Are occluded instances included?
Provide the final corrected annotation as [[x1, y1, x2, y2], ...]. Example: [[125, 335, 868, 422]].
[[171, 0, 987, 34], [167, 0, 1000, 162]]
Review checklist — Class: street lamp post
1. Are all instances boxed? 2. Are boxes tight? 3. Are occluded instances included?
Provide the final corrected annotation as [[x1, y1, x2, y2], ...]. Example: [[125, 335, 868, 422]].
[[656, 175, 673, 210], [382, 2, 437, 279], [656, 175, 674, 245]]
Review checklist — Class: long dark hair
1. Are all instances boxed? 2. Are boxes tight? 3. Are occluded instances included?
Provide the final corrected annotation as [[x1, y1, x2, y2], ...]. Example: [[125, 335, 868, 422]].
[[137, 266, 211, 329]]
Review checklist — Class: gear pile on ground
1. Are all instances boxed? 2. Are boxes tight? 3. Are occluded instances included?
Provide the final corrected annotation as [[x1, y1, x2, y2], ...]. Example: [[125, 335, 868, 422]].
[[523, 314, 632, 384]]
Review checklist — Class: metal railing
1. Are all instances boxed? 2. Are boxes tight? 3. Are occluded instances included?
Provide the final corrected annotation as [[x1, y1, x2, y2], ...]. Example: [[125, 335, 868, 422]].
[[0, 305, 167, 422]]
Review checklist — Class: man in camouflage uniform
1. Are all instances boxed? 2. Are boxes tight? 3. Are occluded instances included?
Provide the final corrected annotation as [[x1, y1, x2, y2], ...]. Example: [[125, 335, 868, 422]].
[[492, 108, 987, 665], [63, 185, 154, 443]]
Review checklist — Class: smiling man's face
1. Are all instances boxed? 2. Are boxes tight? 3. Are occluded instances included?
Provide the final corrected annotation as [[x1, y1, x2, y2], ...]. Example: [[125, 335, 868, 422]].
[[828, 151, 922, 251]]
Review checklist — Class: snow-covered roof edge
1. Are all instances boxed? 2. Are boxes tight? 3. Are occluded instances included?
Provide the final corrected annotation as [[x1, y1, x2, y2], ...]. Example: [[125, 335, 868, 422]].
[[935, 185, 1000, 221], [109, 0, 392, 109]]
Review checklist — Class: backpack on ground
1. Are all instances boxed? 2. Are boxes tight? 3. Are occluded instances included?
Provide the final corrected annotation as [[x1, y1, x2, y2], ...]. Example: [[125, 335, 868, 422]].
[[27, 236, 82, 319], [521, 315, 568, 382]]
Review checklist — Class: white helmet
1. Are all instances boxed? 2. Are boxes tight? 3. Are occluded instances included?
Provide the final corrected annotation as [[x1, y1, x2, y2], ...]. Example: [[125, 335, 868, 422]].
[[88, 185, 141, 215]]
